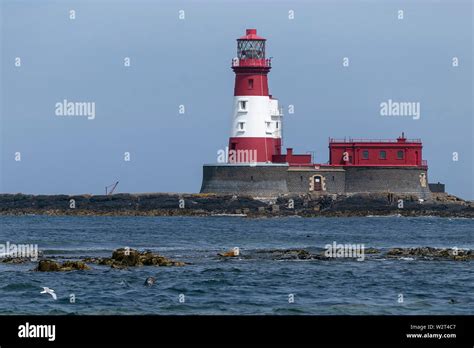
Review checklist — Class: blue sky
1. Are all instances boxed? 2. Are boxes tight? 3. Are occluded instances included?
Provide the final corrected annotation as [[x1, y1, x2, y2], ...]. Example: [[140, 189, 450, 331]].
[[1, 0, 472, 199]]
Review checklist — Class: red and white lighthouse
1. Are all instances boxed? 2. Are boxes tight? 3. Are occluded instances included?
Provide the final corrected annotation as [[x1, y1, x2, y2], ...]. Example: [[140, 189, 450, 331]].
[[228, 29, 283, 163]]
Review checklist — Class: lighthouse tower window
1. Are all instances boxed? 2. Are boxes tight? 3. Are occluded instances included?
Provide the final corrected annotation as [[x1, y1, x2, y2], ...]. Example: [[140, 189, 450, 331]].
[[379, 150, 387, 160], [397, 150, 404, 159], [238, 122, 245, 131], [239, 100, 247, 111], [248, 79, 254, 89]]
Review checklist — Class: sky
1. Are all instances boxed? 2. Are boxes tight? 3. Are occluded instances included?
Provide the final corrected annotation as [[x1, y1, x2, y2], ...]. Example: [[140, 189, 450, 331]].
[[1, 0, 472, 199]]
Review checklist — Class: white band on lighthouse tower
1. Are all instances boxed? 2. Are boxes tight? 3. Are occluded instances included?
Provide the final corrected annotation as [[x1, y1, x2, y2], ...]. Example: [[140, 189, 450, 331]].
[[230, 96, 282, 139]]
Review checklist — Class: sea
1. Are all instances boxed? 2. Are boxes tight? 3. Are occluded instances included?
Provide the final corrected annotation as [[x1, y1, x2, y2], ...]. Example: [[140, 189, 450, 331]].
[[0, 215, 472, 315]]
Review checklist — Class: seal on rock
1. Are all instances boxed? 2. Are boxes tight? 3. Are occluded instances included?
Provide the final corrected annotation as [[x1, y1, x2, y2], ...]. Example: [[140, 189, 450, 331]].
[[218, 247, 240, 257]]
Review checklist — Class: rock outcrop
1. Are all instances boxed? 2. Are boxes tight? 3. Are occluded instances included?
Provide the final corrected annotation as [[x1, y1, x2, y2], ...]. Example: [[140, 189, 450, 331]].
[[21, 246, 474, 272], [387, 247, 473, 261], [84, 248, 185, 268], [1, 257, 31, 264], [36, 260, 91, 271], [252, 249, 326, 260], [246, 247, 470, 261]]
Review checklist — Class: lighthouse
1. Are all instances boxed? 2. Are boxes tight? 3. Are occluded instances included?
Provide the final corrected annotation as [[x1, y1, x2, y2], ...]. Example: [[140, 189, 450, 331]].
[[228, 29, 283, 163], [201, 29, 431, 199]]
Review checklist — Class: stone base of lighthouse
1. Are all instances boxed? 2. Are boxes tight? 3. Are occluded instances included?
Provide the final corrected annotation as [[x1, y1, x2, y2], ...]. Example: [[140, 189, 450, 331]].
[[200, 164, 432, 199], [200, 164, 289, 196]]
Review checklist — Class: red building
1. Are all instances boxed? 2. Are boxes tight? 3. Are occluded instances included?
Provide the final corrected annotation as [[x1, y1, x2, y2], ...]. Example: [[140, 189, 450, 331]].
[[272, 148, 312, 166], [271, 133, 427, 168], [328, 133, 427, 168]]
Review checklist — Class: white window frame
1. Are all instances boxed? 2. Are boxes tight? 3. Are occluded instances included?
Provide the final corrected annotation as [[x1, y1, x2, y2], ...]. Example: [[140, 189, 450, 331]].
[[265, 121, 273, 134], [238, 100, 248, 112]]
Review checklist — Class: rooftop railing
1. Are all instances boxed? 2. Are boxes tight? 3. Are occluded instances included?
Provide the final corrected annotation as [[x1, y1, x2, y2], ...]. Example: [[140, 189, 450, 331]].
[[329, 137, 422, 143], [231, 58, 272, 68]]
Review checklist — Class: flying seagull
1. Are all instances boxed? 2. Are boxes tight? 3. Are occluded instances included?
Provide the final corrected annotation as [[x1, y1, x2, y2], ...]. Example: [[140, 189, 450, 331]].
[[40, 287, 57, 300]]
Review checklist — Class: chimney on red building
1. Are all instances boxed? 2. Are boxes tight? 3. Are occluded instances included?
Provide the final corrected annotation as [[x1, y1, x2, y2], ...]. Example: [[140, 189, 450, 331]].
[[397, 132, 407, 142]]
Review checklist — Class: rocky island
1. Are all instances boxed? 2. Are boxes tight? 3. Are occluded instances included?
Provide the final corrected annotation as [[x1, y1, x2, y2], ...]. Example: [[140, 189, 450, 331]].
[[0, 192, 472, 218]]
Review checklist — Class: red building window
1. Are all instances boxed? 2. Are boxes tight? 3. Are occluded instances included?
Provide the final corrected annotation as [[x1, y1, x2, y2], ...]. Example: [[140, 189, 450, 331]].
[[397, 150, 404, 159], [379, 150, 386, 160], [362, 150, 369, 159], [248, 79, 254, 89]]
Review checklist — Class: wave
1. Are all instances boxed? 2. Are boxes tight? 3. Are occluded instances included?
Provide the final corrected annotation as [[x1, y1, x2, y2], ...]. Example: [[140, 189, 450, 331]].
[[1, 282, 39, 291], [211, 214, 246, 217], [42, 248, 112, 255], [272, 307, 308, 314], [366, 214, 402, 218], [41, 246, 193, 254]]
